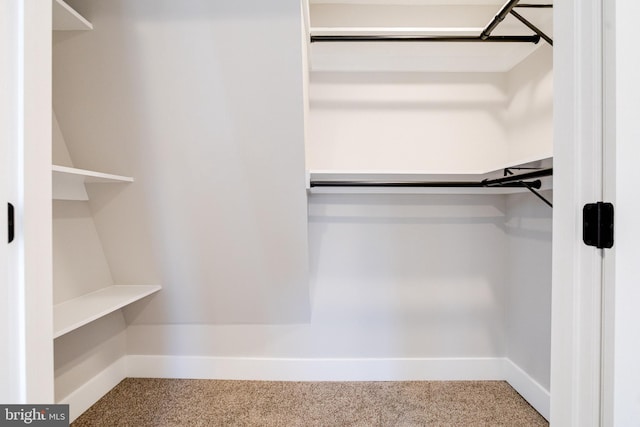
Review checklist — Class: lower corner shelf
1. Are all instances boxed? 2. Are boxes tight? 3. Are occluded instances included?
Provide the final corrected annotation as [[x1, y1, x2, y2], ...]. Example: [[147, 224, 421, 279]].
[[53, 285, 161, 339]]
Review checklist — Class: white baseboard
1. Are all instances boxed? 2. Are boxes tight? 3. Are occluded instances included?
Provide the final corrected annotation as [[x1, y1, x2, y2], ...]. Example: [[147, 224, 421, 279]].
[[126, 356, 506, 382], [62, 356, 549, 422], [58, 356, 127, 423], [503, 358, 550, 421]]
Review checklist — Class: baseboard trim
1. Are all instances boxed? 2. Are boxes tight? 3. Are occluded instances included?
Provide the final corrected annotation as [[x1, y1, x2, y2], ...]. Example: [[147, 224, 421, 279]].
[[126, 355, 506, 382], [62, 356, 549, 422], [58, 356, 127, 423], [503, 358, 550, 420]]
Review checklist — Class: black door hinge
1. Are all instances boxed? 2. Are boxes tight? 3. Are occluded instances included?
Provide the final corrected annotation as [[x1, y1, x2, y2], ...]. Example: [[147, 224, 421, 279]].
[[583, 202, 614, 249]]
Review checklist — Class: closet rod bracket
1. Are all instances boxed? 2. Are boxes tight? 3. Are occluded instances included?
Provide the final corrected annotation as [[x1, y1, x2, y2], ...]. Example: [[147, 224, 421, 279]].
[[502, 168, 553, 208], [510, 9, 553, 46]]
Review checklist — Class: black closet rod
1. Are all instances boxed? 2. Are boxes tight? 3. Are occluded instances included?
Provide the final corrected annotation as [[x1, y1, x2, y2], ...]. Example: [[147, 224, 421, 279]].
[[310, 168, 552, 189], [310, 179, 542, 189], [514, 4, 553, 8], [310, 35, 540, 43]]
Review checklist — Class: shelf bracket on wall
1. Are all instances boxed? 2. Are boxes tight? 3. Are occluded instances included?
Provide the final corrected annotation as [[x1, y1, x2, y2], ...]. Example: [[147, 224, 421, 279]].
[[502, 168, 553, 208], [480, 0, 521, 40], [509, 9, 553, 46]]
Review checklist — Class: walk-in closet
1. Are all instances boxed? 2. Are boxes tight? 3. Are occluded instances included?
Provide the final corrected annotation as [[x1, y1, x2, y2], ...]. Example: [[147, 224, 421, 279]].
[[47, 0, 555, 422]]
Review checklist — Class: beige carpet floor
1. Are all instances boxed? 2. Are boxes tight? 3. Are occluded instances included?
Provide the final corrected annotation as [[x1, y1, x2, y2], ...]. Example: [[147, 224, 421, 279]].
[[71, 378, 548, 426]]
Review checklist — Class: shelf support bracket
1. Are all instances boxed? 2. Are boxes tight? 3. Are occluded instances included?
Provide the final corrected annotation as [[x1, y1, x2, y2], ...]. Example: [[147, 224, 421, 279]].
[[480, 0, 521, 40], [504, 168, 553, 208], [510, 9, 553, 46]]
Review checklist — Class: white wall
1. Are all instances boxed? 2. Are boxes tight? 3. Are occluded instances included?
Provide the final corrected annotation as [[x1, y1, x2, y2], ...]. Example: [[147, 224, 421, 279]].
[[54, 312, 126, 403], [506, 45, 553, 166], [504, 191, 553, 390], [308, 72, 510, 173], [54, 0, 310, 325], [128, 194, 508, 358], [501, 43, 553, 393], [310, 4, 497, 28]]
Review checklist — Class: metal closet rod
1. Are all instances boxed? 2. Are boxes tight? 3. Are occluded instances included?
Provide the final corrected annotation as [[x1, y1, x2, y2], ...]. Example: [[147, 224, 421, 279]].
[[309, 167, 553, 189], [310, 35, 540, 43], [514, 4, 553, 8], [310, 180, 542, 188]]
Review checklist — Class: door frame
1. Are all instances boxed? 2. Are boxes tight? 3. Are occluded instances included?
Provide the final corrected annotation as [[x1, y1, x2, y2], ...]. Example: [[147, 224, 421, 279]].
[[0, 0, 20, 403], [0, 0, 53, 404], [551, 0, 606, 425]]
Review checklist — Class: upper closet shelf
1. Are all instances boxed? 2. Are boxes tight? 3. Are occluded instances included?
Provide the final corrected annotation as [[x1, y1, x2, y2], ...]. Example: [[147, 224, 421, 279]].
[[311, 27, 483, 37], [307, 158, 553, 195], [53, 285, 161, 338], [53, 0, 93, 31], [53, 165, 133, 201], [308, 0, 553, 72]]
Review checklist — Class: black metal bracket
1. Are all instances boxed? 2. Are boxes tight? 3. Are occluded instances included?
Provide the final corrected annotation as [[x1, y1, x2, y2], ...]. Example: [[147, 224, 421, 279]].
[[7, 203, 14, 243], [509, 9, 553, 46], [583, 202, 614, 249], [481, 0, 520, 40], [503, 168, 553, 208]]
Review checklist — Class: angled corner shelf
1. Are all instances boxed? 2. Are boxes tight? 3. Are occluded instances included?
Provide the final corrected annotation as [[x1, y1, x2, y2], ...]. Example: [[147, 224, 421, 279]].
[[53, 165, 134, 201], [307, 157, 553, 195], [53, 0, 93, 31], [53, 285, 161, 339]]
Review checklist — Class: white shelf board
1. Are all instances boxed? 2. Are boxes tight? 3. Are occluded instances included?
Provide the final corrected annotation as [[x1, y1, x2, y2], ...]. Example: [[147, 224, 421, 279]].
[[53, 285, 161, 338], [53, 0, 93, 31], [308, 187, 539, 195], [310, 1, 510, 4], [53, 165, 133, 201], [311, 27, 483, 36], [53, 165, 133, 182], [307, 157, 553, 195]]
